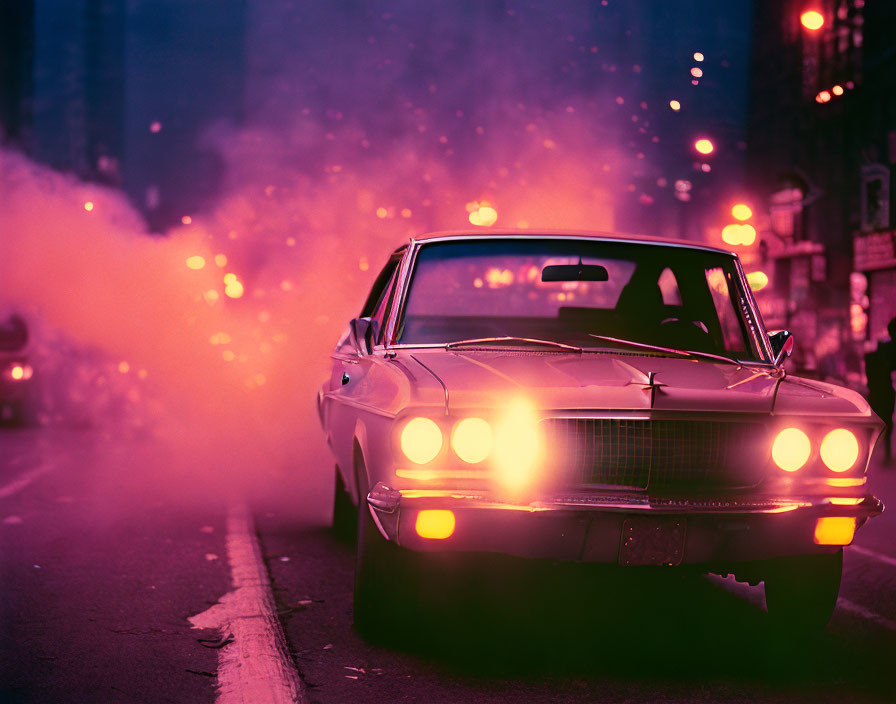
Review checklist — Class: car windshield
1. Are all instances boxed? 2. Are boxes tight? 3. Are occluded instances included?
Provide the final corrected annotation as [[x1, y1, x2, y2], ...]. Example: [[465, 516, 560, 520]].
[[397, 238, 768, 363]]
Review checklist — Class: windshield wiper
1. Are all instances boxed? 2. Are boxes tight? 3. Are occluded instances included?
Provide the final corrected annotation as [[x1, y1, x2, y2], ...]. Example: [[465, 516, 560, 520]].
[[586, 334, 741, 366], [446, 336, 583, 353]]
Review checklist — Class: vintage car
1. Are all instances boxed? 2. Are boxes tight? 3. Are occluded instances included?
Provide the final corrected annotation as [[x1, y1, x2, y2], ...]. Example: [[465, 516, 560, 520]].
[[0, 314, 33, 424], [318, 231, 883, 634]]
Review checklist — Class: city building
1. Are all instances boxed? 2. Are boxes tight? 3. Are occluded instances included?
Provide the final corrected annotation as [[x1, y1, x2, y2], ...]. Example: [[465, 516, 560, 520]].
[[745, 0, 896, 384], [0, 0, 246, 230]]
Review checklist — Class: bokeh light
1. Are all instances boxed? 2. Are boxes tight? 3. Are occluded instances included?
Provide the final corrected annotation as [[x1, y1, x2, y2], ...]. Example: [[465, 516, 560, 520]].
[[694, 138, 714, 155], [800, 10, 825, 31], [731, 203, 753, 221]]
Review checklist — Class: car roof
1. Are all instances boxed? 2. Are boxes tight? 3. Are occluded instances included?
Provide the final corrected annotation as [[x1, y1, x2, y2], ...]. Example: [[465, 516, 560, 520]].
[[408, 229, 735, 256]]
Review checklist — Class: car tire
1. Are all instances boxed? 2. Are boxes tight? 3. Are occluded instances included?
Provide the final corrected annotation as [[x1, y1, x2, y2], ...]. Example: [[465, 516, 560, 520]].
[[352, 460, 416, 640], [764, 550, 843, 632], [331, 465, 356, 543]]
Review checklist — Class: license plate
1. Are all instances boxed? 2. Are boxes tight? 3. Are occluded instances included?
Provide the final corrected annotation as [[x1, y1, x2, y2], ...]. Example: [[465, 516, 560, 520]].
[[619, 516, 686, 566]]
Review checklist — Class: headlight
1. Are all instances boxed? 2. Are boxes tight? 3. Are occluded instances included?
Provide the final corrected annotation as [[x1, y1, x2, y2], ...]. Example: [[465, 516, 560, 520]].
[[400, 417, 443, 464], [494, 399, 540, 490], [451, 417, 493, 464], [771, 427, 811, 472], [820, 428, 859, 472]]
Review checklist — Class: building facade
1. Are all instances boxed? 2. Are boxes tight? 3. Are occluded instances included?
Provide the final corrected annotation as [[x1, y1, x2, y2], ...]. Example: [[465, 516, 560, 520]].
[[746, 0, 896, 385]]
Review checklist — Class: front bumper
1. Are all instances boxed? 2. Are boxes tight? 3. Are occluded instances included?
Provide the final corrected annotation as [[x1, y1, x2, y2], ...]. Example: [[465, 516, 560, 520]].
[[367, 484, 884, 565]]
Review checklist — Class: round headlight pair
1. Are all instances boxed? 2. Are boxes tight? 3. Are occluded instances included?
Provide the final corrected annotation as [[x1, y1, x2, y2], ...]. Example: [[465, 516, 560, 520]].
[[399, 416, 493, 465], [771, 427, 859, 473]]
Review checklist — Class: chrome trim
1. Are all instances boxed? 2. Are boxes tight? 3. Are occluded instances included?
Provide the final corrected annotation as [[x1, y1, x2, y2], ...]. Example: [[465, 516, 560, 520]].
[[368, 482, 402, 513], [386, 487, 884, 516], [409, 230, 735, 255], [732, 256, 775, 363], [383, 240, 418, 346]]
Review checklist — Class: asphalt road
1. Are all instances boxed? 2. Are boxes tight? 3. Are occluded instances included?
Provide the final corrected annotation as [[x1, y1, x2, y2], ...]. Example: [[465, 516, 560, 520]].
[[2, 426, 896, 703]]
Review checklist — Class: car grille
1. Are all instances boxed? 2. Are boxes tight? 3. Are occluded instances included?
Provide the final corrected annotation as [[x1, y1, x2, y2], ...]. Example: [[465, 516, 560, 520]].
[[540, 418, 769, 491]]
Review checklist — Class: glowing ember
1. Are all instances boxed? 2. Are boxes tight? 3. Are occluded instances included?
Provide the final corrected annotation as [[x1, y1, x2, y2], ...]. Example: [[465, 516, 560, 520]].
[[694, 138, 714, 155], [690, 67, 703, 78], [832, 85, 844, 96], [693, 52, 704, 62], [800, 10, 825, 31], [669, 100, 681, 111], [186, 256, 206, 270], [359, 256, 370, 271], [209, 332, 232, 345], [222, 350, 235, 362], [223, 272, 238, 285], [181, 215, 192, 225], [118, 361, 130, 374], [10, 364, 25, 380], [816, 90, 832, 103], [376, 207, 388, 218], [203, 289, 220, 304], [214, 253, 228, 267], [149, 121, 162, 133]]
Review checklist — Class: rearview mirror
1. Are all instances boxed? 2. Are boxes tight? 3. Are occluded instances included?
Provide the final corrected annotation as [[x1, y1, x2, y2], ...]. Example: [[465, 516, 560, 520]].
[[350, 317, 378, 355], [541, 262, 609, 282], [768, 330, 794, 367]]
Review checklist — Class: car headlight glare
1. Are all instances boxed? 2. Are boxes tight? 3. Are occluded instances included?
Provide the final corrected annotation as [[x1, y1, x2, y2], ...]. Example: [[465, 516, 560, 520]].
[[494, 399, 540, 490], [819, 428, 859, 472], [400, 417, 443, 465], [771, 427, 811, 472], [451, 417, 493, 464]]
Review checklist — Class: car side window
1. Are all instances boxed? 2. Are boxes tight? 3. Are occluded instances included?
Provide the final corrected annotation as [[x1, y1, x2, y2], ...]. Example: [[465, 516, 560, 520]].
[[371, 267, 400, 343], [705, 266, 747, 353], [360, 256, 401, 318]]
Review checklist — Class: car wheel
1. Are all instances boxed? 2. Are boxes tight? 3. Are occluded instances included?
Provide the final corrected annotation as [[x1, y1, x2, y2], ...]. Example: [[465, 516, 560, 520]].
[[331, 465, 356, 542], [764, 550, 843, 632], [352, 461, 416, 640]]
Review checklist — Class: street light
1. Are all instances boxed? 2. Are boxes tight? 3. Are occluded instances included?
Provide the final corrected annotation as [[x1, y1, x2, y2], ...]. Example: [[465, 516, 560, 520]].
[[694, 138, 714, 155], [800, 10, 824, 31]]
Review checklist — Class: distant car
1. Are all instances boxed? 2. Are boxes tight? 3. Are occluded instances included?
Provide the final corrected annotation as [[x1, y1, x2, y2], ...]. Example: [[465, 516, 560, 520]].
[[0, 314, 33, 424], [319, 231, 883, 634]]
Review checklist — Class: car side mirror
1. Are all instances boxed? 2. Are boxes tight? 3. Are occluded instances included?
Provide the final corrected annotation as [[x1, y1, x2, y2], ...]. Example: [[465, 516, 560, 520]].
[[768, 330, 794, 367], [350, 317, 378, 355]]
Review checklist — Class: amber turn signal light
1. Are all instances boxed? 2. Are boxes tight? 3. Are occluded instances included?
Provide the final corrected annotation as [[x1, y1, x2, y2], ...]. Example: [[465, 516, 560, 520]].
[[814, 517, 856, 546], [415, 510, 456, 540]]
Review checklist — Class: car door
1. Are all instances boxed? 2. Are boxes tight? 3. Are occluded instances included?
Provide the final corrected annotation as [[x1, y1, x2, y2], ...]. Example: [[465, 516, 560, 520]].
[[323, 253, 403, 486]]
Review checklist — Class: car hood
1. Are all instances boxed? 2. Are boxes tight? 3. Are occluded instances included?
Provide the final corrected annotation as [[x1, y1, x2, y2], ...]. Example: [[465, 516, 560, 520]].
[[404, 349, 873, 417]]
